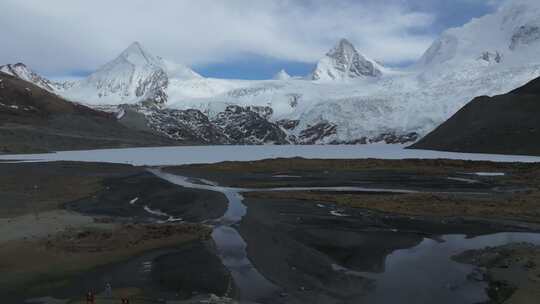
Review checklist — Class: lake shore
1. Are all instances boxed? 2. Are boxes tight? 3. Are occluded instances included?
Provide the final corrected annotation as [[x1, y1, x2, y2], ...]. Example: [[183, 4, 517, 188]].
[[453, 243, 540, 304]]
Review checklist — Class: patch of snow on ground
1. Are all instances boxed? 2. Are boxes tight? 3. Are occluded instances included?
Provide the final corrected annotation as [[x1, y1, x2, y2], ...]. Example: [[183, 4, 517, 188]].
[[447, 177, 479, 184], [116, 109, 126, 120], [473, 172, 506, 176], [143, 205, 182, 223], [143, 205, 169, 217], [330, 210, 350, 217]]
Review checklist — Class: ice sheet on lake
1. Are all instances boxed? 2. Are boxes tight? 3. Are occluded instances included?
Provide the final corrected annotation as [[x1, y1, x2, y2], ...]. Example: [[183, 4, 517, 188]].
[[1, 144, 540, 166]]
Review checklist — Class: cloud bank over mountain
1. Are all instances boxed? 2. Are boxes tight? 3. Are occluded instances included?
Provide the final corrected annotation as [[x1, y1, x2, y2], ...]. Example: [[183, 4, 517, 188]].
[[0, 0, 501, 76]]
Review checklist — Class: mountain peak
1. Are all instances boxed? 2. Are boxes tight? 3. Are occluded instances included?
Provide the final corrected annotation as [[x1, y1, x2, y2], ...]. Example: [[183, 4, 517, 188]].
[[12, 62, 28, 68], [273, 69, 291, 80], [1, 62, 30, 75], [311, 38, 382, 81], [328, 38, 355, 57], [123, 41, 146, 56], [0, 62, 57, 92], [118, 41, 158, 66], [65, 42, 202, 105], [127, 41, 143, 49]]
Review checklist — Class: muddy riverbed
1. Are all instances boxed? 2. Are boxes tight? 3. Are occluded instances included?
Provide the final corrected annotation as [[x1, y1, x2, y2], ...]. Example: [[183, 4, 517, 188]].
[[2, 158, 540, 303]]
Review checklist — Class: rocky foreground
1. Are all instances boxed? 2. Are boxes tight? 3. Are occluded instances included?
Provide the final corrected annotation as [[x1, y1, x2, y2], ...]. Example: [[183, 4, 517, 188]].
[[453, 243, 540, 304]]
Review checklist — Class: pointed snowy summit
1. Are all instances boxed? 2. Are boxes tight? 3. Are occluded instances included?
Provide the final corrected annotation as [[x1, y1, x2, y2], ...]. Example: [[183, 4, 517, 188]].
[[116, 41, 201, 79], [117, 41, 160, 66], [311, 39, 382, 81], [64, 41, 200, 105], [273, 69, 291, 80], [71, 41, 169, 104]]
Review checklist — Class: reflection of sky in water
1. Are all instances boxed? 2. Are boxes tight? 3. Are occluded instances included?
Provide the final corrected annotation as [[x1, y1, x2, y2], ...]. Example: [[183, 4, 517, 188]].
[[150, 169, 279, 301], [212, 225, 279, 300], [358, 233, 540, 304]]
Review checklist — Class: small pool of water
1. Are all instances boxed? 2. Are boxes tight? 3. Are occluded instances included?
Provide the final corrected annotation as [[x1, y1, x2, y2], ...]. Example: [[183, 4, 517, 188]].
[[334, 233, 540, 304], [355, 233, 540, 304]]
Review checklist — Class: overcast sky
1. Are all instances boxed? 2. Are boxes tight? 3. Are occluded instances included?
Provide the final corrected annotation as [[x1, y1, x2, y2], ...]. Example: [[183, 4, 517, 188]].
[[0, 0, 505, 79]]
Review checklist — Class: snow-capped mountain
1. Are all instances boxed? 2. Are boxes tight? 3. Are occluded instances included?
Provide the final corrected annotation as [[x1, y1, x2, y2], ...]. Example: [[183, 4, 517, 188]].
[[273, 69, 291, 81], [419, 0, 540, 70], [311, 39, 382, 81], [5, 1, 540, 146], [160, 58, 202, 80], [0, 63, 62, 92], [60, 42, 200, 105]]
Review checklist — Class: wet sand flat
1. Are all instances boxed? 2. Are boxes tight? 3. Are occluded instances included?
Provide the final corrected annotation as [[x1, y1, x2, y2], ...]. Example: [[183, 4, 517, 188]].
[[0, 162, 231, 303], [166, 158, 540, 224], [66, 171, 228, 223], [0, 162, 139, 218]]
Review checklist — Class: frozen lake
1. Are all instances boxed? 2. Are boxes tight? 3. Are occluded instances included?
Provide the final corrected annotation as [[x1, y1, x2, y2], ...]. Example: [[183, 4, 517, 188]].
[[1, 144, 540, 166]]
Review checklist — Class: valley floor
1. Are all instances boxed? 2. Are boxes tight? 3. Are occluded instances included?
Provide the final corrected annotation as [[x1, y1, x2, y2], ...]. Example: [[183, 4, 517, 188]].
[[1, 158, 540, 303]]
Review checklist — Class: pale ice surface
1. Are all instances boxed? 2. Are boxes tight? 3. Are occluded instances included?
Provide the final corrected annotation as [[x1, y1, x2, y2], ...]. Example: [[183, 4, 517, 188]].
[[1, 144, 539, 166], [473, 172, 506, 176]]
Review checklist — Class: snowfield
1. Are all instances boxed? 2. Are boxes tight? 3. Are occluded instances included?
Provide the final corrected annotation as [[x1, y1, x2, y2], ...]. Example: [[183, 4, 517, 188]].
[[168, 61, 540, 143]]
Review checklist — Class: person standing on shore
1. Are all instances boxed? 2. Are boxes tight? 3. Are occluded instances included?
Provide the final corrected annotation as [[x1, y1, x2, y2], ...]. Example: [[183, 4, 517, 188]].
[[86, 291, 95, 304], [105, 282, 112, 298]]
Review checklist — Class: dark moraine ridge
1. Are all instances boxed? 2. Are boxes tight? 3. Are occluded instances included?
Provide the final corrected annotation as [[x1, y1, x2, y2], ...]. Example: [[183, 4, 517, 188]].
[[411, 76, 540, 156]]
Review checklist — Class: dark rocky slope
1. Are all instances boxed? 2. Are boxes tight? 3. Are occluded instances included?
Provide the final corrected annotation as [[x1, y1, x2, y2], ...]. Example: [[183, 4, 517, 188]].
[[411, 77, 540, 156], [0, 72, 177, 153]]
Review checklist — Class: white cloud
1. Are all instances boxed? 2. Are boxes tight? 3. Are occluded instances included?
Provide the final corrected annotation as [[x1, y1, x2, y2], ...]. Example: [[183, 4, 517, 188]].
[[0, 0, 439, 75]]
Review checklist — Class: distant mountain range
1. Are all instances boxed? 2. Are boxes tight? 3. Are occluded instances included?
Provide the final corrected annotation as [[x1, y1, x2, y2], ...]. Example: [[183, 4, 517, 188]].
[[2, 0, 540, 148]]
